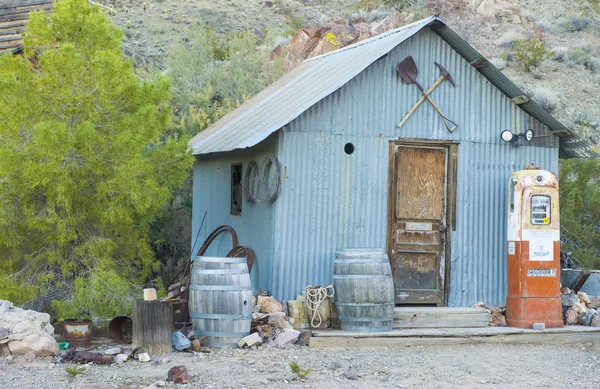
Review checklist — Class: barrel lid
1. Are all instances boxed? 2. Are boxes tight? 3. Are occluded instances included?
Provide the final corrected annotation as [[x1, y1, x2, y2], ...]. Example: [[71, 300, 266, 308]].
[[193, 256, 247, 262]]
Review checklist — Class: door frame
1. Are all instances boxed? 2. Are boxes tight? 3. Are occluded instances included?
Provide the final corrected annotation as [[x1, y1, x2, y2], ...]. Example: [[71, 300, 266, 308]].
[[386, 139, 459, 306]]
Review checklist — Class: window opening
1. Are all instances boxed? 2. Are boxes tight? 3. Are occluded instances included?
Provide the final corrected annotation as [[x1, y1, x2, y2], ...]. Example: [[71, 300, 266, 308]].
[[231, 164, 243, 216]]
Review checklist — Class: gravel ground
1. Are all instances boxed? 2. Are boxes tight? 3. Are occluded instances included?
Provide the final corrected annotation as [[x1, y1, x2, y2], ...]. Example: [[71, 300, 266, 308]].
[[1, 340, 600, 388]]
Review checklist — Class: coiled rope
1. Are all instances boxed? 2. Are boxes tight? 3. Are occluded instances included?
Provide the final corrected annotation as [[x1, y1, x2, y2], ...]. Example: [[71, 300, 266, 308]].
[[304, 285, 335, 328], [243, 156, 281, 204]]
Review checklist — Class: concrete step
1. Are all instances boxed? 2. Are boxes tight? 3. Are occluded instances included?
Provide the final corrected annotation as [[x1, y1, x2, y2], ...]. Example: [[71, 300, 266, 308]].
[[309, 326, 600, 348], [393, 307, 489, 328]]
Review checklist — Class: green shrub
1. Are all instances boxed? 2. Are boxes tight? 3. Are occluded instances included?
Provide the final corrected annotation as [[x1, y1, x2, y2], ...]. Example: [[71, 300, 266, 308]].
[[513, 37, 554, 72], [559, 159, 600, 269], [289, 362, 312, 379]]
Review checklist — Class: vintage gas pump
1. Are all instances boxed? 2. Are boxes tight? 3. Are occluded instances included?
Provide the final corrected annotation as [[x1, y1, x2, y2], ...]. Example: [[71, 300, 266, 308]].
[[506, 167, 563, 328]]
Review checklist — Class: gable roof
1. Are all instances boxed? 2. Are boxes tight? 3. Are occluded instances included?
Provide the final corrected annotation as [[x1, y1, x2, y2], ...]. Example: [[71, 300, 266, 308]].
[[188, 16, 595, 159]]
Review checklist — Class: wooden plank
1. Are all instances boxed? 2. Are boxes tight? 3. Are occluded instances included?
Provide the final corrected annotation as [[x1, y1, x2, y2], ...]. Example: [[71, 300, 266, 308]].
[[570, 269, 591, 292], [0, 3, 53, 17], [0, 20, 26, 30], [309, 331, 600, 348], [0, 12, 32, 23], [0, 41, 21, 50], [0, 26, 26, 36], [393, 310, 489, 328], [396, 147, 446, 220], [0, 34, 20, 43], [1, 0, 53, 8]]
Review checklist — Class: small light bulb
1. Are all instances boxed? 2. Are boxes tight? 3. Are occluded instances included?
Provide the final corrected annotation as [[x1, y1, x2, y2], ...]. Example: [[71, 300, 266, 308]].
[[501, 130, 513, 142], [525, 129, 534, 141]]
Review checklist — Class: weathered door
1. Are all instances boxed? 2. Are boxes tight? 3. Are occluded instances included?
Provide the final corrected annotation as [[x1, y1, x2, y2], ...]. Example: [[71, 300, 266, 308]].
[[389, 145, 448, 305]]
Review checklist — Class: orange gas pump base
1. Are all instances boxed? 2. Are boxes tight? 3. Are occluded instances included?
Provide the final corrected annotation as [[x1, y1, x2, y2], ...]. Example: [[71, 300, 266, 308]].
[[506, 296, 564, 328]]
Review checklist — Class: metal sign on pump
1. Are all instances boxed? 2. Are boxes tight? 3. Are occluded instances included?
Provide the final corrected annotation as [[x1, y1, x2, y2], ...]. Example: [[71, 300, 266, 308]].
[[505, 166, 563, 328]]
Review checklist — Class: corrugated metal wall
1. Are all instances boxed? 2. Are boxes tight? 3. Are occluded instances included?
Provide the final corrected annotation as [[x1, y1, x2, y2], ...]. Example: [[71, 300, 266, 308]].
[[271, 28, 559, 305], [191, 134, 279, 292]]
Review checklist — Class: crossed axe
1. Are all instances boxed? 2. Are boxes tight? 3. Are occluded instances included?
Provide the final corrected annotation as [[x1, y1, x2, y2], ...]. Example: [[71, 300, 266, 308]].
[[397, 56, 457, 133]]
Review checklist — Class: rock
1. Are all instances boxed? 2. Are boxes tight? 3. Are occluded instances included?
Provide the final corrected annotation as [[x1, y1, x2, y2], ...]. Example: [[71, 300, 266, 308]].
[[343, 370, 359, 380], [8, 333, 59, 356], [115, 354, 128, 364], [589, 296, 600, 309], [562, 294, 579, 307], [260, 299, 283, 313], [0, 300, 59, 356], [237, 333, 263, 348], [565, 307, 579, 325], [190, 339, 202, 352], [267, 312, 290, 328], [561, 287, 574, 295], [104, 347, 122, 355], [167, 365, 190, 384], [138, 352, 150, 362], [75, 385, 118, 389], [489, 311, 507, 327], [578, 291, 592, 305], [273, 329, 300, 345], [295, 330, 311, 346], [591, 315, 600, 327], [254, 324, 274, 340], [572, 301, 588, 314], [579, 310, 595, 326], [154, 381, 167, 387], [264, 0, 273, 6], [532, 323, 545, 330]]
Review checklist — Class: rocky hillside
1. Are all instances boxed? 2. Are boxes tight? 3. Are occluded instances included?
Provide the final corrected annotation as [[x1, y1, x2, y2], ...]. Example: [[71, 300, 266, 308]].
[[98, 0, 600, 148]]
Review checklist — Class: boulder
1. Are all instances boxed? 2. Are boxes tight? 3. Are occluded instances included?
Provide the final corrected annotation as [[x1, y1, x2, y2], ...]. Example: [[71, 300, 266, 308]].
[[589, 296, 600, 309], [578, 291, 591, 305], [565, 307, 579, 325], [254, 324, 274, 340], [273, 329, 300, 345], [167, 365, 190, 384], [261, 299, 283, 313], [295, 331, 312, 346], [237, 333, 263, 348], [591, 315, 600, 327], [0, 300, 58, 356], [489, 311, 507, 327], [267, 312, 292, 329], [572, 301, 588, 314], [562, 294, 579, 307]]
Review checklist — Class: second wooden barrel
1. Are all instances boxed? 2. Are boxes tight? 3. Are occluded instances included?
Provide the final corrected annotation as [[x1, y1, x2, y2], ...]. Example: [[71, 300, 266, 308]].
[[333, 249, 395, 332], [189, 256, 252, 348]]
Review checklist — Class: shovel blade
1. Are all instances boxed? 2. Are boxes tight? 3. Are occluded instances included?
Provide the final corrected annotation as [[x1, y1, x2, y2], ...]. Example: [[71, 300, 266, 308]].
[[397, 56, 419, 85]]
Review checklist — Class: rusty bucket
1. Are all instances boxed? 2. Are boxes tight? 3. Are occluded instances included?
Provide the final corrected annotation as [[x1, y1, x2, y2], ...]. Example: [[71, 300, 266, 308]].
[[63, 319, 92, 348], [108, 316, 133, 344]]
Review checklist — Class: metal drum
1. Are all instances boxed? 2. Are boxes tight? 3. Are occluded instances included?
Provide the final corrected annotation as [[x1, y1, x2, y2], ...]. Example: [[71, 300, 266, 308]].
[[333, 249, 395, 332], [189, 256, 252, 348]]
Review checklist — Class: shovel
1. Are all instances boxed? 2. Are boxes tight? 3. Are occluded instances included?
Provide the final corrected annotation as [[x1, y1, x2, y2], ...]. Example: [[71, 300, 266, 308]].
[[397, 56, 457, 133]]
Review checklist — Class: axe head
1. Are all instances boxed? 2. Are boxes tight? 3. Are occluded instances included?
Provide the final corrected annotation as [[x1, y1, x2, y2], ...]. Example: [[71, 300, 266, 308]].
[[434, 62, 456, 87]]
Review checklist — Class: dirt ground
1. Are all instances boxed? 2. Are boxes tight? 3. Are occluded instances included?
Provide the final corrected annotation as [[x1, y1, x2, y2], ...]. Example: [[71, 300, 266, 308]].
[[1, 339, 600, 389]]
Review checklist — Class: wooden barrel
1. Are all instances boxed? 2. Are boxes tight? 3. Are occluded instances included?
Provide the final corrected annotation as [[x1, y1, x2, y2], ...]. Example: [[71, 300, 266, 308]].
[[189, 256, 252, 348], [333, 249, 395, 332]]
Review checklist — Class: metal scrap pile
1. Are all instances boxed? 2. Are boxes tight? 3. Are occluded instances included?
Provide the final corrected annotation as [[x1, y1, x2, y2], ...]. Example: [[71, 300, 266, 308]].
[[561, 288, 600, 326]]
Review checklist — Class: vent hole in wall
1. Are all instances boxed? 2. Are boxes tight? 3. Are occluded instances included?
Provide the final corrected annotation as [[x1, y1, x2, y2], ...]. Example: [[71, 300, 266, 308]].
[[344, 143, 355, 155]]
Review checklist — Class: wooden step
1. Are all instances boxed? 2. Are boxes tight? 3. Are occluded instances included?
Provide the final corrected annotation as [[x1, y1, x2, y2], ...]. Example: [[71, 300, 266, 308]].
[[393, 307, 489, 328]]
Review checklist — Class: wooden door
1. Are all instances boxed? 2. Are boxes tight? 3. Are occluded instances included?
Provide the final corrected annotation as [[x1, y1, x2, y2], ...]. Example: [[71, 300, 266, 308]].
[[390, 145, 448, 305]]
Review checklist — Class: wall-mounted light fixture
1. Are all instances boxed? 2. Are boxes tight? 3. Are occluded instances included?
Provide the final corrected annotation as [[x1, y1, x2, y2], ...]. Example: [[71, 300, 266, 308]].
[[501, 129, 534, 148]]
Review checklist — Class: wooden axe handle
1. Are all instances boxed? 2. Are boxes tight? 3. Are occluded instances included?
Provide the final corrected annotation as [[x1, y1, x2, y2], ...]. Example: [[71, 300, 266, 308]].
[[397, 75, 445, 128]]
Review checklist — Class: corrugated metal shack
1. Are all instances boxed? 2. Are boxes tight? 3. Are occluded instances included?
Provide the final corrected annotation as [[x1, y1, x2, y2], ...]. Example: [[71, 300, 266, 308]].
[[189, 16, 594, 307]]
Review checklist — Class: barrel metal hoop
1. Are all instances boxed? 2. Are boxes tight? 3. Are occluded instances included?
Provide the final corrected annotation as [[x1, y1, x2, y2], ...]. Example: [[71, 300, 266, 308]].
[[192, 269, 248, 275], [335, 302, 395, 307], [189, 285, 252, 291], [333, 275, 391, 279], [340, 325, 393, 332], [334, 259, 388, 263], [189, 312, 251, 320], [193, 330, 249, 337], [193, 257, 246, 263], [339, 316, 394, 322]]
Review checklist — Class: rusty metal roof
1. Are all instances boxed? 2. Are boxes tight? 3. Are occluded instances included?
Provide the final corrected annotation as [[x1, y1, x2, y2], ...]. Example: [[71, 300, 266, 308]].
[[189, 16, 595, 158]]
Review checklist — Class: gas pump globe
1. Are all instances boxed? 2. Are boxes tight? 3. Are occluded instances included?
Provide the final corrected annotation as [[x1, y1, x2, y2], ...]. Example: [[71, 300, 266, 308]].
[[505, 168, 563, 328]]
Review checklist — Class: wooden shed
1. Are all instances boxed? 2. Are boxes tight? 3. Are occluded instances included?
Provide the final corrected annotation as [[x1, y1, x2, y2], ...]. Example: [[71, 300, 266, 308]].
[[188, 16, 593, 307]]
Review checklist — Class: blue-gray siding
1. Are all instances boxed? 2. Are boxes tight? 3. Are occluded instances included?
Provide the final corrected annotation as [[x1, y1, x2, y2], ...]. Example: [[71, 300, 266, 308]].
[[192, 28, 559, 306]]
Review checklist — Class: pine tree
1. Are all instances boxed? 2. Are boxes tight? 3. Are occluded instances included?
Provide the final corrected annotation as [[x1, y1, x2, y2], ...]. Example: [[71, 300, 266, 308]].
[[0, 0, 192, 318]]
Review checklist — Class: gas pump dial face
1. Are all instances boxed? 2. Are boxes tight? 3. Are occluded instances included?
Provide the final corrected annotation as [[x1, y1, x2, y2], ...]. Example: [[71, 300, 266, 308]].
[[531, 195, 551, 225]]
